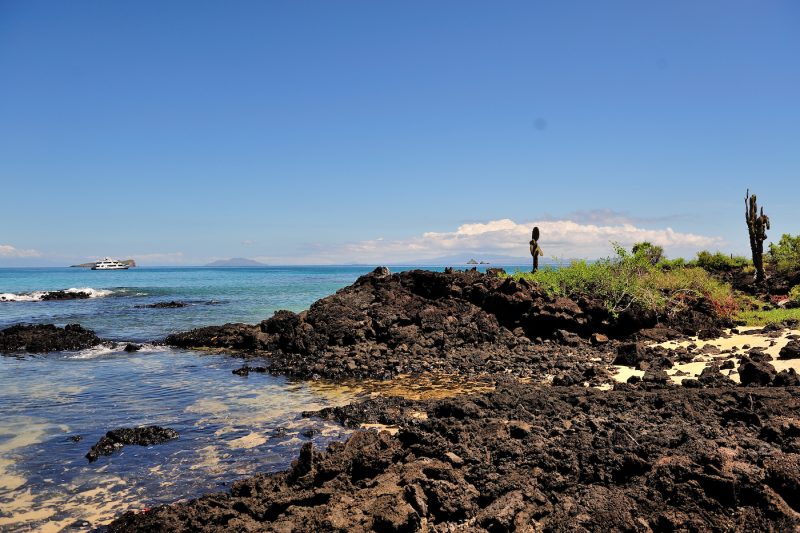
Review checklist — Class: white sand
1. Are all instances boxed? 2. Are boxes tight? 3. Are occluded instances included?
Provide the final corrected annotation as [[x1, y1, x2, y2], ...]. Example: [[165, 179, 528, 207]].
[[611, 328, 800, 384]]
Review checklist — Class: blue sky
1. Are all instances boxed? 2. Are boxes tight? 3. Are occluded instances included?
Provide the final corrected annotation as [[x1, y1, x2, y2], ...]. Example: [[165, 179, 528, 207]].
[[1, 1, 798, 266]]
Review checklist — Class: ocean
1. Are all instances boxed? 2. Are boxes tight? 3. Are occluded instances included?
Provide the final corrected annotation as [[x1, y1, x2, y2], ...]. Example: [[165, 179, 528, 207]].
[[0, 264, 523, 531], [0, 266, 381, 341]]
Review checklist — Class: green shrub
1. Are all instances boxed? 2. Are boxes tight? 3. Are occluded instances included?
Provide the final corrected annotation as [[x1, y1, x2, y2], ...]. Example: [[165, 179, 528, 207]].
[[657, 257, 686, 270], [694, 250, 750, 272], [631, 241, 664, 265], [789, 285, 800, 305], [510, 243, 739, 319], [768, 234, 800, 275]]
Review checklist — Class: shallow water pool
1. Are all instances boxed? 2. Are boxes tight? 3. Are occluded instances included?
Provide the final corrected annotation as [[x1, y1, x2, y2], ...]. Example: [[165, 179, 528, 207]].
[[0, 346, 362, 532]]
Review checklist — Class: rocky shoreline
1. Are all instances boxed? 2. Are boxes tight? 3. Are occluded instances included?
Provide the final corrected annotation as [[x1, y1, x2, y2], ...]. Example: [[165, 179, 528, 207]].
[[166, 267, 727, 382], [101, 267, 800, 531], [110, 383, 800, 532], [3, 267, 799, 530]]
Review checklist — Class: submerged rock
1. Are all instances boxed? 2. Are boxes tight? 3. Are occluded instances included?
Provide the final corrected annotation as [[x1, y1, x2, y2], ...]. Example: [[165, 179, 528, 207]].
[[136, 301, 188, 309], [86, 426, 179, 462], [0, 324, 102, 354], [232, 365, 267, 376]]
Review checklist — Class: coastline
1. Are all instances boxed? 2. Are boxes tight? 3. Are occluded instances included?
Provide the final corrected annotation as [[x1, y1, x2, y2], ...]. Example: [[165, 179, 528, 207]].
[[100, 267, 800, 531]]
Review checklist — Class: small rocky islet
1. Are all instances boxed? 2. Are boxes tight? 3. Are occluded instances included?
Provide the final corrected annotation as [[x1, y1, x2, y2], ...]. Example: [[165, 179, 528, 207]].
[[0, 323, 103, 353], [85, 426, 180, 462]]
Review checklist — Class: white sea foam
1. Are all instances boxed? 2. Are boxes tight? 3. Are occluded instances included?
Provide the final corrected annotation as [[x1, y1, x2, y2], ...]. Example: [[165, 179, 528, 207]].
[[66, 343, 163, 360], [0, 287, 113, 302]]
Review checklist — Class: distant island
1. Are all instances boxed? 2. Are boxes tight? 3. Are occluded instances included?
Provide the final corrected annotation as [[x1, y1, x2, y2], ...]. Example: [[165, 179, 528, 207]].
[[466, 258, 491, 265], [205, 258, 266, 267], [71, 259, 136, 268]]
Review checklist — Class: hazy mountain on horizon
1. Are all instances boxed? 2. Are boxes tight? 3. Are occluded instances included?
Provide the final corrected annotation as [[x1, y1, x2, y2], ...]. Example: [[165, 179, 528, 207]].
[[204, 257, 267, 267]]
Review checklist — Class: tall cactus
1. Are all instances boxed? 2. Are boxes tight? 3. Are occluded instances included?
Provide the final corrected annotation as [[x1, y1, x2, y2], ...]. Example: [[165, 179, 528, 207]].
[[745, 189, 770, 283], [529, 227, 543, 273]]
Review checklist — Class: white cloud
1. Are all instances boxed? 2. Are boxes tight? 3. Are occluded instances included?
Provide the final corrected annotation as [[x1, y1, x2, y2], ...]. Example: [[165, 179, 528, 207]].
[[0, 244, 41, 258], [256, 218, 723, 264]]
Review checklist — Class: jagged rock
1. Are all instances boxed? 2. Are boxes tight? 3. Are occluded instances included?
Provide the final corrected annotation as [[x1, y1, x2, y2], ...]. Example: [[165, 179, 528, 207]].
[[614, 342, 647, 367], [778, 340, 800, 360], [696, 365, 736, 388], [774, 369, 800, 387], [86, 426, 178, 462], [165, 269, 728, 381], [107, 385, 800, 532], [556, 329, 582, 346], [41, 290, 91, 301], [136, 301, 188, 309], [0, 324, 102, 354], [738, 358, 776, 386], [232, 365, 267, 376]]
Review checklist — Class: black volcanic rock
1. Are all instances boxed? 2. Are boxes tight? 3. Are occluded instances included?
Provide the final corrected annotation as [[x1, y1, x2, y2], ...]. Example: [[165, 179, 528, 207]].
[[0, 324, 102, 354], [41, 290, 91, 301], [107, 385, 800, 532], [86, 426, 179, 462], [738, 358, 776, 386], [137, 301, 188, 309], [165, 268, 728, 381], [232, 365, 267, 376], [779, 340, 800, 360]]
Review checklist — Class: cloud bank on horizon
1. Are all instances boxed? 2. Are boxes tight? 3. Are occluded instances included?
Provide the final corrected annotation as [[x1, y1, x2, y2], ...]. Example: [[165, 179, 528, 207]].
[[2, 217, 724, 266], [0, 244, 41, 258], [256, 217, 724, 265]]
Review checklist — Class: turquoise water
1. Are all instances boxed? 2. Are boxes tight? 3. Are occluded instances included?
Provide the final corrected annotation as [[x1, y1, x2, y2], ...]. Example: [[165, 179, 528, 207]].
[[0, 265, 522, 531], [0, 266, 376, 341], [0, 266, 378, 531]]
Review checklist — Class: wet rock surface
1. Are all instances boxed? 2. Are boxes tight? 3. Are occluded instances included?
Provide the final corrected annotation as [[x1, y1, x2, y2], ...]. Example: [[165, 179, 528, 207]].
[[109, 383, 800, 532], [166, 268, 724, 380], [136, 301, 189, 308], [40, 290, 91, 301], [232, 365, 268, 376], [0, 324, 103, 354], [86, 426, 179, 462]]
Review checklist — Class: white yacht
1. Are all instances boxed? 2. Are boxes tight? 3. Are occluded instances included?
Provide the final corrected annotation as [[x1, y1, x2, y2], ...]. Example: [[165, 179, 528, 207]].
[[91, 257, 130, 270]]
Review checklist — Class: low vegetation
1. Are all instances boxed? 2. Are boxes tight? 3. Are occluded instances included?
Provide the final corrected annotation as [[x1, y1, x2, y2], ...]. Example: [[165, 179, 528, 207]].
[[736, 307, 800, 327], [507, 235, 800, 328], [691, 250, 751, 272], [768, 233, 800, 275], [509, 243, 740, 319], [790, 284, 800, 305]]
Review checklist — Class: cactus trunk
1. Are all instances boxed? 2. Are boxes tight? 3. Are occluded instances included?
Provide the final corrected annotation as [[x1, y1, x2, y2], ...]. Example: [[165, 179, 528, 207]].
[[745, 190, 770, 283]]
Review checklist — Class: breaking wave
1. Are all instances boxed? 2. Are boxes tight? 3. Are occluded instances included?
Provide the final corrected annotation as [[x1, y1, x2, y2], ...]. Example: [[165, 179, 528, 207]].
[[0, 287, 114, 303], [65, 343, 163, 360]]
